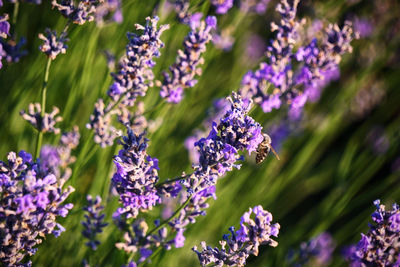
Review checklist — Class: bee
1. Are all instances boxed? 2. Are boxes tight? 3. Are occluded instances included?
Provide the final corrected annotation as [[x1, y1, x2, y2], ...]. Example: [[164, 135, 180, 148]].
[[256, 133, 280, 164]]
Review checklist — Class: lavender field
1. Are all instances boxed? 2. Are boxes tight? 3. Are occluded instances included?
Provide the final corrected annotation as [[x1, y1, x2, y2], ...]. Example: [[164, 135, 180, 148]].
[[0, 0, 399, 266]]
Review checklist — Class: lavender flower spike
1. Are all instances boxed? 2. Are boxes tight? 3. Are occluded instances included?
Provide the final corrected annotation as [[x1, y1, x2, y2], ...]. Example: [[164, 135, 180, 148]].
[[345, 199, 400, 266], [0, 14, 10, 38], [38, 29, 68, 60], [192, 205, 280, 266], [52, 0, 105, 25], [82, 195, 108, 250], [20, 103, 63, 134], [88, 16, 169, 147], [112, 129, 160, 219], [0, 150, 75, 265], [159, 15, 217, 103]]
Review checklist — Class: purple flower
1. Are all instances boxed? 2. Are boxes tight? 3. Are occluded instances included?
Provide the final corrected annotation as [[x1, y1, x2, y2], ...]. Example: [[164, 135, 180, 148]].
[[245, 34, 266, 63], [0, 150, 75, 265], [20, 103, 63, 134], [238, 0, 357, 119], [288, 232, 335, 266], [38, 29, 68, 60], [0, 14, 10, 38], [159, 16, 216, 103], [94, 0, 123, 26], [82, 195, 108, 250], [240, 0, 271, 14], [212, 30, 235, 52], [192, 205, 279, 266], [0, 37, 28, 64], [211, 0, 233, 14], [354, 17, 373, 38], [345, 200, 400, 265], [88, 16, 168, 147], [261, 94, 282, 113], [174, 229, 186, 248], [52, 0, 104, 25], [112, 130, 160, 219]]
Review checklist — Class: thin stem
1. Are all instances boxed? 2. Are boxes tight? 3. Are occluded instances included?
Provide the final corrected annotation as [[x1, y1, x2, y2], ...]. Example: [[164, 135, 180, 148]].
[[34, 57, 52, 159], [62, 20, 71, 34], [146, 193, 194, 237], [146, 173, 207, 237], [155, 173, 190, 188], [12, 1, 19, 26], [142, 98, 164, 116]]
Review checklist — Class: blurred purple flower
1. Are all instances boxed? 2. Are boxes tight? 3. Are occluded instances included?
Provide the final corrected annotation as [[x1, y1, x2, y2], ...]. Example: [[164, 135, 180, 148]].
[[366, 126, 390, 155], [354, 17, 373, 38], [0, 37, 28, 63], [211, 0, 233, 14], [288, 232, 335, 266], [95, 0, 123, 26], [245, 34, 266, 63], [240, 0, 271, 14]]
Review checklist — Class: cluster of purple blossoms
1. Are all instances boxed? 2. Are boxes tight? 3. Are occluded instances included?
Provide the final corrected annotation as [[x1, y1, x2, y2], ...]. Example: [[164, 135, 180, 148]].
[[0, 13, 10, 69], [168, 0, 190, 25], [40, 126, 80, 179], [0, 128, 79, 265], [38, 29, 68, 60], [20, 103, 63, 134], [94, 0, 123, 26], [211, 0, 233, 15], [0, 1, 28, 69], [82, 195, 108, 250], [112, 130, 160, 219], [344, 200, 400, 266], [240, 0, 271, 14], [158, 15, 217, 103], [51, 0, 105, 25], [115, 219, 165, 265], [287, 232, 335, 267], [0, 37, 27, 66], [87, 16, 169, 147], [192, 205, 280, 266], [185, 98, 231, 163], [0, 14, 9, 39], [238, 0, 358, 118]]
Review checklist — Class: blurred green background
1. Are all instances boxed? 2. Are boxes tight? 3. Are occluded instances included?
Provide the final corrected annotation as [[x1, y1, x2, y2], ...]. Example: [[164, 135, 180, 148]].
[[0, 0, 399, 266]]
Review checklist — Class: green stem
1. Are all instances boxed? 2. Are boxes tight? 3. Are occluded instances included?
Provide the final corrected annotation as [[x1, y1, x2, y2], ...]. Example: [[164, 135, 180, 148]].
[[12, 1, 19, 26], [146, 175, 207, 237], [35, 57, 52, 159], [147, 194, 194, 237], [155, 173, 190, 188]]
